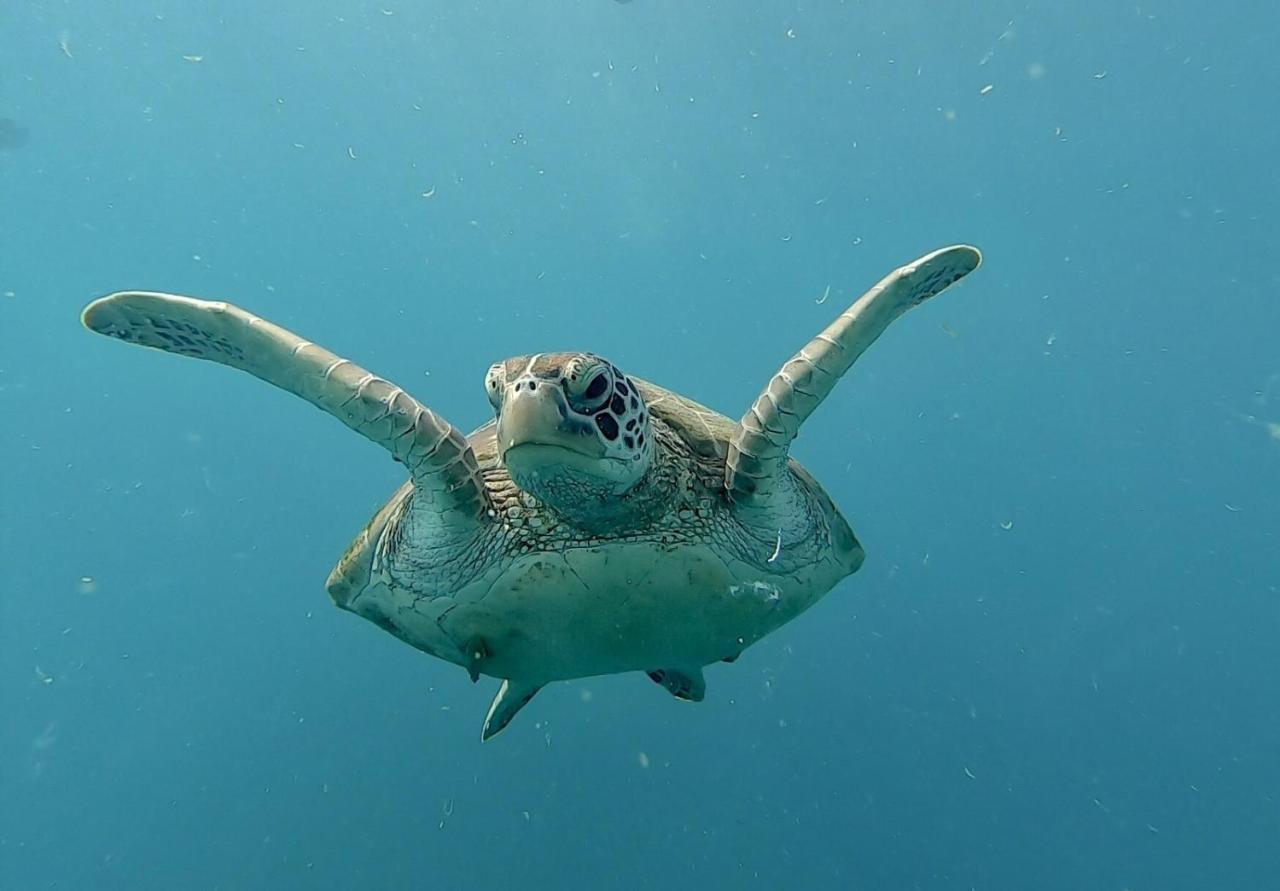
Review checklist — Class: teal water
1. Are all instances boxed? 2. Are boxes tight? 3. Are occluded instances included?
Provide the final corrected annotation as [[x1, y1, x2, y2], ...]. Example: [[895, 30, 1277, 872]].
[[3, 2, 1278, 888]]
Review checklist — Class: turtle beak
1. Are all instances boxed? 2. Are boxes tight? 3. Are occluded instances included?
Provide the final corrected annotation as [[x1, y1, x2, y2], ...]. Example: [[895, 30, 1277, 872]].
[[497, 379, 604, 463]]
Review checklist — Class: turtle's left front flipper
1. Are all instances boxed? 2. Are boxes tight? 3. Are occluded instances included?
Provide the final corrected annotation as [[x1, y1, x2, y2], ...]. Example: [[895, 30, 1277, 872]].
[[726, 245, 981, 533], [82, 292, 489, 522]]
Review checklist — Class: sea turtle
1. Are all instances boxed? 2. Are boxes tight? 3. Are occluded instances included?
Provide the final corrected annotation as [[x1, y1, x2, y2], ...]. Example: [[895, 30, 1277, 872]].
[[81, 244, 981, 740]]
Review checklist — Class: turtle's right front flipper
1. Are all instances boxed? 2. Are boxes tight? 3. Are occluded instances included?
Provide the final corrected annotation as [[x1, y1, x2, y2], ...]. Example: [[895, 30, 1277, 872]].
[[82, 292, 489, 522], [725, 245, 981, 547]]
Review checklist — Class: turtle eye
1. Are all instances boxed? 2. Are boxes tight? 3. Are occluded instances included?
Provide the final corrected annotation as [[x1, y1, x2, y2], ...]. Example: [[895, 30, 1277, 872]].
[[583, 373, 609, 401], [485, 365, 505, 410], [565, 363, 613, 412]]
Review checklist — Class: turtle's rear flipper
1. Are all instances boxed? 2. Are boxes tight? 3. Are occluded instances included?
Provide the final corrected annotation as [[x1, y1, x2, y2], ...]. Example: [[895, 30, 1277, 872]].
[[481, 679, 542, 741], [82, 292, 490, 526], [725, 245, 981, 533], [647, 667, 706, 702]]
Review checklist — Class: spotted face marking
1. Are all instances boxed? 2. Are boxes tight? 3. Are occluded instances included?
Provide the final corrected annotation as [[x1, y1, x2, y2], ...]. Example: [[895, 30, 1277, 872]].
[[487, 352, 655, 509], [562, 354, 651, 458]]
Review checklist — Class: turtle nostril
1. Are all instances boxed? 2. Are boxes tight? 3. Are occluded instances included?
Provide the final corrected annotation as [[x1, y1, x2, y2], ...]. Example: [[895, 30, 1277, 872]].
[[529, 381, 537, 391]]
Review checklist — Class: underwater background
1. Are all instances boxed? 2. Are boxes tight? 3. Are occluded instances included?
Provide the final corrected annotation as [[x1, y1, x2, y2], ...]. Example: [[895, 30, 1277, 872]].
[[2, 1, 1278, 888]]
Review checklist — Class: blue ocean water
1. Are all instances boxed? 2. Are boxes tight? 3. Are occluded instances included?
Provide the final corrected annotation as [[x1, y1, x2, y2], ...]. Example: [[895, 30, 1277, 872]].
[[2, 1, 1278, 888]]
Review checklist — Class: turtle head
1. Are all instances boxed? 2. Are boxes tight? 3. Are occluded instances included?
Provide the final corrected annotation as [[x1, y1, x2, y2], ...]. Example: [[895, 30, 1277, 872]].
[[487, 352, 655, 518]]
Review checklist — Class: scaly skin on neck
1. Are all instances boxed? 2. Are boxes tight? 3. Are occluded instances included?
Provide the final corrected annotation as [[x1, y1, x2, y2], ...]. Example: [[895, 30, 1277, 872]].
[[504, 423, 679, 536]]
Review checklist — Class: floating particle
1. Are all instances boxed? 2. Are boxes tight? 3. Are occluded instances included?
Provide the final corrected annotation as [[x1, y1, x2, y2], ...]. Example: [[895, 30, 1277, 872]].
[[182, 54, 204, 63], [999, 520, 1014, 530], [78, 576, 98, 594], [1220, 403, 1280, 442], [637, 751, 650, 768], [979, 84, 994, 96]]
